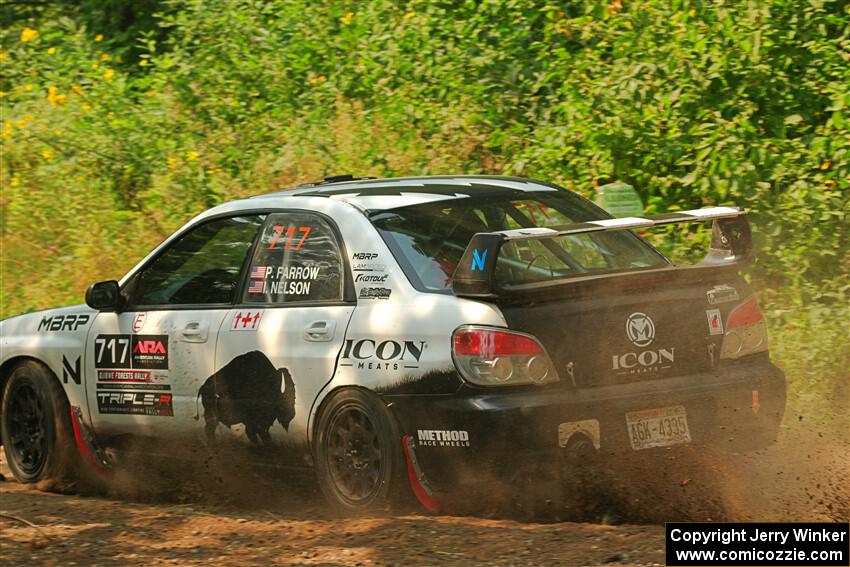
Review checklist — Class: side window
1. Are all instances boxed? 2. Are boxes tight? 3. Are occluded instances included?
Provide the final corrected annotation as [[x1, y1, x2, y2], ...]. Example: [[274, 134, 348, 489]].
[[131, 215, 265, 306], [243, 212, 344, 304]]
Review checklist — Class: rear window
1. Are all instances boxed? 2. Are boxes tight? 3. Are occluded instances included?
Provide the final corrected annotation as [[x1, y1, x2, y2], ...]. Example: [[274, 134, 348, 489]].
[[370, 191, 668, 292]]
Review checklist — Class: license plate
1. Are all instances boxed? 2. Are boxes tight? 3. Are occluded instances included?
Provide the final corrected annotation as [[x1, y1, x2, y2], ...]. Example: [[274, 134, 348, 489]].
[[625, 405, 691, 450]]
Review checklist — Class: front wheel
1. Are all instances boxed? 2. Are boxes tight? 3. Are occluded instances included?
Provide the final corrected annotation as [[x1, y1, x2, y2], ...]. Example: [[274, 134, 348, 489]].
[[1, 361, 79, 488], [314, 389, 407, 514]]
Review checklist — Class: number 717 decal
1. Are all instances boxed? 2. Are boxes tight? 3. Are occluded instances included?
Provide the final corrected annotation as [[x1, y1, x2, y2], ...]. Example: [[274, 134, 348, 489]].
[[268, 226, 312, 251]]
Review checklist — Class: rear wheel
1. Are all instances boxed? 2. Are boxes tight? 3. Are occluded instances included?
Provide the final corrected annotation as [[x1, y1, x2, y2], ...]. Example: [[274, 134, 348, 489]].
[[1, 361, 79, 488], [314, 389, 407, 514]]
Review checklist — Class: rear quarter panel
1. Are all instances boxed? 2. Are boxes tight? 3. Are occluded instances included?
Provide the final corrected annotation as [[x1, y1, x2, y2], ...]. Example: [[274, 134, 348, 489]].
[[307, 208, 507, 439]]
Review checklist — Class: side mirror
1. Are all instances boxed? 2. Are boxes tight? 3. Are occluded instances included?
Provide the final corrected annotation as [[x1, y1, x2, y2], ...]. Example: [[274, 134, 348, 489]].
[[85, 280, 122, 312]]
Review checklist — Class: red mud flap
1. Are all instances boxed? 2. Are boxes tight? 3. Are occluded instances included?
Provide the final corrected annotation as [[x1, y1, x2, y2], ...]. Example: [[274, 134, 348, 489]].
[[70, 406, 110, 479], [402, 434, 440, 513]]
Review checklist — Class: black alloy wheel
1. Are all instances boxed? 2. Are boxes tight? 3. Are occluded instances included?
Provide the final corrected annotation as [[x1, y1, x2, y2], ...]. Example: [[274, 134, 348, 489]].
[[314, 389, 407, 513], [1, 360, 79, 486], [6, 380, 49, 477], [327, 405, 383, 503]]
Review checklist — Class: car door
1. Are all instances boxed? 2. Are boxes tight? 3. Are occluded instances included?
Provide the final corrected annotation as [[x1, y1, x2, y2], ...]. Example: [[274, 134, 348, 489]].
[[208, 210, 355, 455], [85, 214, 266, 440]]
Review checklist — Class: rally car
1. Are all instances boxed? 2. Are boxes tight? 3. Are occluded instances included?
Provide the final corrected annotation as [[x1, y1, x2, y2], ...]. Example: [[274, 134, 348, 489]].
[[0, 175, 786, 512]]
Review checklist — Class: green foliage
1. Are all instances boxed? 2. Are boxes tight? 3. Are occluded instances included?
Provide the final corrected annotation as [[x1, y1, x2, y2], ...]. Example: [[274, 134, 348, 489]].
[[1, 0, 848, 320]]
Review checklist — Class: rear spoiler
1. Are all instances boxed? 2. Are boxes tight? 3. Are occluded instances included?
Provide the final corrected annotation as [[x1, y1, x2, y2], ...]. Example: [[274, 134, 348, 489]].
[[451, 206, 752, 298]]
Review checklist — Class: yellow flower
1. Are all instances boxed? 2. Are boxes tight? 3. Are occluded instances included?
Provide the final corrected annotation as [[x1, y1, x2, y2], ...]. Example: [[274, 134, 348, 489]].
[[24, 83, 34, 91], [820, 160, 832, 170], [95, 34, 104, 42], [267, 19, 274, 25], [11, 176, 20, 187], [688, 9, 697, 16], [20, 28, 38, 42], [101, 53, 112, 62], [47, 86, 66, 106], [47, 47, 57, 55], [103, 68, 115, 79], [186, 150, 199, 161], [0, 91, 6, 98], [340, 12, 354, 26], [308, 75, 327, 85], [42, 148, 54, 160], [139, 59, 149, 67], [0, 52, 7, 62], [167, 156, 179, 168], [2, 120, 13, 139], [81, 102, 92, 111], [404, 11, 416, 19], [71, 84, 83, 95], [16, 118, 27, 128]]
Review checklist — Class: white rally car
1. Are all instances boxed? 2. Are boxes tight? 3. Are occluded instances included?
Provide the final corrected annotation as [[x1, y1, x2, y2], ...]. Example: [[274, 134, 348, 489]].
[[0, 175, 785, 512]]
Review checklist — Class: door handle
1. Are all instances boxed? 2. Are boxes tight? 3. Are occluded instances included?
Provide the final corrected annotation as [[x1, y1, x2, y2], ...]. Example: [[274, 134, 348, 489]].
[[180, 320, 209, 343], [304, 320, 335, 342]]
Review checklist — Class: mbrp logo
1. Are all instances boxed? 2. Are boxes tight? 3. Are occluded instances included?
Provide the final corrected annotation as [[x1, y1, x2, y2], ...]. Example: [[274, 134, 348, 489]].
[[626, 312, 655, 347]]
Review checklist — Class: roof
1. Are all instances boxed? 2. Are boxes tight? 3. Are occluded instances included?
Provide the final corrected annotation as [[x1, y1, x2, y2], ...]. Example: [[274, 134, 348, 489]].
[[255, 175, 563, 213]]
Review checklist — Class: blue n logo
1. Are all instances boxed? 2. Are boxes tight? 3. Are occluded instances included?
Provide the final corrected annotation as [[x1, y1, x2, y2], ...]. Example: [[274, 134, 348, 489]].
[[471, 248, 487, 271]]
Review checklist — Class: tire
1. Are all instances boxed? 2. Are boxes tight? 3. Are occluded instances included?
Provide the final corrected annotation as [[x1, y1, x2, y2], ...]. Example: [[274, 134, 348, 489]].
[[314, 388, 407, 514], [1, 360, 79, 488]]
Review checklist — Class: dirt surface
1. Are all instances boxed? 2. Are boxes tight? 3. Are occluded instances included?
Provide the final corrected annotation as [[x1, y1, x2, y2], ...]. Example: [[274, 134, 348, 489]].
[[1, 420, 847, 566]]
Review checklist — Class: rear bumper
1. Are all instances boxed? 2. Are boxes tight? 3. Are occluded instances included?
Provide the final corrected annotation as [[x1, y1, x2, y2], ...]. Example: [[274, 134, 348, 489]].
[[387, 357, 785, 492]]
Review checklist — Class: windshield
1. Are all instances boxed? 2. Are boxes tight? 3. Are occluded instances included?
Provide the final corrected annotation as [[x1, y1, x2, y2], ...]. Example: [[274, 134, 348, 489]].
[[371, 191, 668, 292]]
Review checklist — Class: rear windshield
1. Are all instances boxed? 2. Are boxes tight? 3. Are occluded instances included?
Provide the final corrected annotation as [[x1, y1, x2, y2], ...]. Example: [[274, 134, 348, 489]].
[[371, 191, 668, 292]]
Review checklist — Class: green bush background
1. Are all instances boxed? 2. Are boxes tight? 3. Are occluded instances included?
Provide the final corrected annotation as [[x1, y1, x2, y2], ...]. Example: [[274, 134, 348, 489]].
[[1, 1, 848, 415]]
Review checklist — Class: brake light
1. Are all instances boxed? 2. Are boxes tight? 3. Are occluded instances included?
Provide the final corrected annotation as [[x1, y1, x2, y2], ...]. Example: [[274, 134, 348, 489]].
[[720, 296, 768, 359], [452, 326, 559, 386], [726, 296, 763, 329]]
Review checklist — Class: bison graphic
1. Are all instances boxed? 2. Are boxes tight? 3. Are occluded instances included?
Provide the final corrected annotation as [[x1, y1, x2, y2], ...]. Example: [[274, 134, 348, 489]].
[[195, 351, 296, 445]]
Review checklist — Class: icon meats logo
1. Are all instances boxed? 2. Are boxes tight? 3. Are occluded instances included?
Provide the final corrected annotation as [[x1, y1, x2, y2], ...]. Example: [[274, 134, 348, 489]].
[[613, 313, 674, 374], [95, 334, 169, 370], [626, 312, 655, 347], [340, 338, 426, 370]]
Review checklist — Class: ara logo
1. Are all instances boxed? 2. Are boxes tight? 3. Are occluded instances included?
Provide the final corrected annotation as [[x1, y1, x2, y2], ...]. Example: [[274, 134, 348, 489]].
[[62, 355, 81, 385], [340, 338, 427, 371], [471, 248, 488, 271], [133, 339, 166, 354], [626, 312, 655, 347]]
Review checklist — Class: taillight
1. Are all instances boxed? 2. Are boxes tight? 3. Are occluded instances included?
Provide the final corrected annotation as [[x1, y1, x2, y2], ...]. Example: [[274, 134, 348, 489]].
[[452, 326, 559, 386], [720, 296, 768, 359]]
